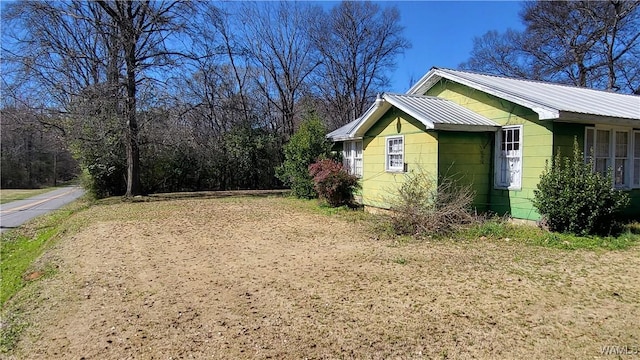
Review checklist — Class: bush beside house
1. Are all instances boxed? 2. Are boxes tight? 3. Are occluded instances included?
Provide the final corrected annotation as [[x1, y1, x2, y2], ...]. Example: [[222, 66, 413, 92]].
[[276, 113, 332, 199], [533, 141, 629, 236]]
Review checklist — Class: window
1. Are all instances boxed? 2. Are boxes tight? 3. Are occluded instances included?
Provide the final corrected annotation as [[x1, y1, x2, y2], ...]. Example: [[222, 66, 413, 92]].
[[343, 140, 363, 177], [385, 136, 404, 172], [615, 131, 629, 187], [585, 127, 639, 188], [595, 129, 611, 177], [635, 131, 640, 187], [495, 125, 522, 189]]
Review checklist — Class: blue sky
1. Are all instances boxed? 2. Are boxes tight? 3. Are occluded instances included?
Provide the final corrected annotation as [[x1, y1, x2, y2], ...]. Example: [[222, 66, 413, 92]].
[[381, 1, 525, 92], [1, 1, 525, 94]]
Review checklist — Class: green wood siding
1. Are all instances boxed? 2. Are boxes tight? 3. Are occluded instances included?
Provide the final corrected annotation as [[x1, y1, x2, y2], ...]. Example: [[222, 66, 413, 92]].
[[438, 132, 492, 212], [552, 122, 585, 157], [627, 191, 640, 220], [361, 109, 438, 208], [427, 80, 553, 220], [352, 79, 639, 221]]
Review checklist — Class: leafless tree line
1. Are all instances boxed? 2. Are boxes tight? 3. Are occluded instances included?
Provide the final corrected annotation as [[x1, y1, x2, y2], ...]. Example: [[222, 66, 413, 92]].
[[460, 1, 640, 94], [1, 1, 409, 195]]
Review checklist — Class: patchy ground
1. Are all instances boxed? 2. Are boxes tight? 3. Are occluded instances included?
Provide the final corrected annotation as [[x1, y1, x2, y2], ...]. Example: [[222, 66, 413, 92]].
[[4, 196, 640, 359]]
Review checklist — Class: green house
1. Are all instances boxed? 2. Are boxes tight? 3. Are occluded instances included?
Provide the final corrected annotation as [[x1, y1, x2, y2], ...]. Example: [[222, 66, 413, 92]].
[[328, 67, 640, 221]]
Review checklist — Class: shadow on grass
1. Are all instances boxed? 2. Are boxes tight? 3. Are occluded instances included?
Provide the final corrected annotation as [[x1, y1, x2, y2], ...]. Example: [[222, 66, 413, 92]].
[[102, 189, 292, 204]]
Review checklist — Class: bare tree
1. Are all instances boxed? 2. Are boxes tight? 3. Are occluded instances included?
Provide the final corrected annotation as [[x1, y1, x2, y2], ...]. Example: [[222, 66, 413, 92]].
[[0, 106, 78, 188], [461, 1, 640, 93], [240, 2, 321, 136], [3, 0, 196, 196], [2, 2, 109, 108], [0, 0, 414, 195], [591, 0, 640, 92], [95, 0, 196, 196], [310, 1, 410, 129], [185, 3, 258, 133], [459, 30, 540, 80]]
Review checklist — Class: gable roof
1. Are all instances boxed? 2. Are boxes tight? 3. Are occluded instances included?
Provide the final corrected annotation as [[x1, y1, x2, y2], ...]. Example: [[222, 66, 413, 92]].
[[408, 68, 640, 122], [384, 93, 499, 129], [327, 93, 499, 141], [326, 117, 362, 141]]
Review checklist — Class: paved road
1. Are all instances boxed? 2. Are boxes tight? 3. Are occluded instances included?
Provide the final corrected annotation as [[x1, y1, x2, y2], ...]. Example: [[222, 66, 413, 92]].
[[0, 186, 85, 233]]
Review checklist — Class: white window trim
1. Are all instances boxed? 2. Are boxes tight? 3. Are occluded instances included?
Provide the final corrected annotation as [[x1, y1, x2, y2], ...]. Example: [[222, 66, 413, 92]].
[[494, 125, 523, 190], [342, 140, 363, 178], [634, 130, 640, 188], [584, 126, 639, 189], [385, 135, 405, 173], [354, 140, 363, 178]]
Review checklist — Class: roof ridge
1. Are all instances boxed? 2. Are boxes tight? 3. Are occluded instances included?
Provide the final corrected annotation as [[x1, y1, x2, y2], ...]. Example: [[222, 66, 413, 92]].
[[385, 92, 444, 100], [437, 67, 640, 98]]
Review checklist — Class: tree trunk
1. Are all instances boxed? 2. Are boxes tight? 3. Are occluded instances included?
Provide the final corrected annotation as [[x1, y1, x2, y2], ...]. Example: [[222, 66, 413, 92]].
[[53, 152, 57, 187], [124, 118, 140, 196], [124, 48, 140, 197]]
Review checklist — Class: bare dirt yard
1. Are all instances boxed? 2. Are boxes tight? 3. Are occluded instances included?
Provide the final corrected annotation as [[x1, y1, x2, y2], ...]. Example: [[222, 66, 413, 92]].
[[3, 196, 640, 359]]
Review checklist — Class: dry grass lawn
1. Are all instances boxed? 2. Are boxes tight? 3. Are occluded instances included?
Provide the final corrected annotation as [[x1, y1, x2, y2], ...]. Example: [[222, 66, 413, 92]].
[[3, 196, 640, 359]]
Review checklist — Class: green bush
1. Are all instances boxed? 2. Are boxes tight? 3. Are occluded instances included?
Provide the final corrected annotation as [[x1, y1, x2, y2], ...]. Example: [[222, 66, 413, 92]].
[[309, 159, 360, 207], [78, 155, 126, 199], [532, 140, 629, 236], [71, 124, 126, 199], [276, 112, 332, 199]]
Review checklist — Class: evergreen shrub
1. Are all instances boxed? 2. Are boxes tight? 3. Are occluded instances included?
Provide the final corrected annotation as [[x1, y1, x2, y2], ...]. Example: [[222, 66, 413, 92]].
[[532, 140, 629, 236]]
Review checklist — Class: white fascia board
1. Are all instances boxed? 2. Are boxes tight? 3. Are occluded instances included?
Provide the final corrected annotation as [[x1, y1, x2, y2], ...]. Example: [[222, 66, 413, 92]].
[[327, 135, 353, 141], [532, 107, 560, 120], [351, 101, 392, 137], [557, 112, 640, 127], [412, 68, 561, 121], [406, 68, 440, 95], [442, 73, 561, 120], [460, 79, 559, 120], [326, 134, 347, 141]]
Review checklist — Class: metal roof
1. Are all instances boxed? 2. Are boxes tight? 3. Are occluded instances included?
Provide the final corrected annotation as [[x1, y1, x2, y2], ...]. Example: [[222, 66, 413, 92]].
[[384, 93, 500, 128], [409, 68, 640, 121], [326, 117, 361, 141], [342, 93, 499, 139]]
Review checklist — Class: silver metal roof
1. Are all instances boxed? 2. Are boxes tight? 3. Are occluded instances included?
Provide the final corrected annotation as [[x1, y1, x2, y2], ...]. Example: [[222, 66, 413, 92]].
[[326, 117, 361, 141], [409, 68, 640, 121], [384, 93, 500, 128], [340, 93, 499, 140], [328, 68, 640, 142]]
